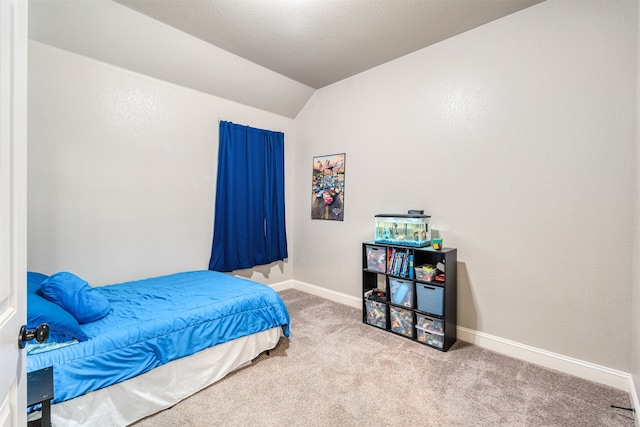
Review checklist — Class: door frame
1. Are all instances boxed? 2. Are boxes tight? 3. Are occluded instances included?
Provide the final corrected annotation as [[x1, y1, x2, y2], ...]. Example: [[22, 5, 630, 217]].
[[0, 0, 28, 425]]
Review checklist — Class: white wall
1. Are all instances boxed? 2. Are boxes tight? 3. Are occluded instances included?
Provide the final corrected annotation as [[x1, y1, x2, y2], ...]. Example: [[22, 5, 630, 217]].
[[27, 41, 295, 287], [27, 0, 639, 379], [294, 0, 637, 371]]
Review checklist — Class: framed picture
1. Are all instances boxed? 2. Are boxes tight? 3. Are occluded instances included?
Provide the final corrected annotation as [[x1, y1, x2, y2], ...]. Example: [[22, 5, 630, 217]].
[[312, 153, 345, 221]]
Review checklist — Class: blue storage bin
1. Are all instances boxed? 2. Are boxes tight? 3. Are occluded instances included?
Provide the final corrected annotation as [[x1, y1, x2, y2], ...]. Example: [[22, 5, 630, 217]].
[[416, 283, 444, 316]]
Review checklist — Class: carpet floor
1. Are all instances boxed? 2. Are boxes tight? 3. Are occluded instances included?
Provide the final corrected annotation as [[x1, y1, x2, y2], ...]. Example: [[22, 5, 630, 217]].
[[133, 289, 634, 426]]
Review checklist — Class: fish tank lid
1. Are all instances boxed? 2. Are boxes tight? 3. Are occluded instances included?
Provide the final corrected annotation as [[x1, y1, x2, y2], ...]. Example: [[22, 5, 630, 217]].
[[375, 213, 430, 219]]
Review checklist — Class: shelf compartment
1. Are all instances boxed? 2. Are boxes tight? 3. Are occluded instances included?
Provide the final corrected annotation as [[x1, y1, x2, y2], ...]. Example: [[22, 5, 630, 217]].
[[365, 245, 387, 273], [415, 264, 436, 282], [416, 327, 444, 349], [416, 283, 444, 316], [365, 300, 387, 329], [416, 313, 444, 335], [390, 306, 414, 338], [389, 278, 414, 308]]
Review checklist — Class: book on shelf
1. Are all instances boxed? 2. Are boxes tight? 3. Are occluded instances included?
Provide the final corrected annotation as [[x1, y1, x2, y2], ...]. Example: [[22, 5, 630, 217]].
[[386, 248, 411, 277]]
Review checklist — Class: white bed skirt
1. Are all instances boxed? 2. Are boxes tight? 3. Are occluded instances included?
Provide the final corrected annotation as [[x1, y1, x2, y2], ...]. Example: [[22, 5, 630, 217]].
[[43, 327, 282, 426]]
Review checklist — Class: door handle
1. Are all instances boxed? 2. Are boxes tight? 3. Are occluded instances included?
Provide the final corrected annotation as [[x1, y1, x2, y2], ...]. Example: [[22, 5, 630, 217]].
[[18, 323, 49, 349]]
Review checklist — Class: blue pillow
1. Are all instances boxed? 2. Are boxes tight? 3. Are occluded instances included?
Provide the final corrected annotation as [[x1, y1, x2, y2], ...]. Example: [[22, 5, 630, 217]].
[[27, 271, 48, 295], [40, 272, 111, 324], [27, 292, 88, 342]]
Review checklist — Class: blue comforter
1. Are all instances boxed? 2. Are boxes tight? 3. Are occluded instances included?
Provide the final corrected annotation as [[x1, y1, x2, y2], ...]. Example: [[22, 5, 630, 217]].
[[27, 270, 290, 404]]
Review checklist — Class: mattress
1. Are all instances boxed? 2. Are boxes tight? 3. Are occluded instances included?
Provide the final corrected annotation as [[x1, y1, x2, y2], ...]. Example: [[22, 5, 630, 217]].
[[27, 270, 290, 404]]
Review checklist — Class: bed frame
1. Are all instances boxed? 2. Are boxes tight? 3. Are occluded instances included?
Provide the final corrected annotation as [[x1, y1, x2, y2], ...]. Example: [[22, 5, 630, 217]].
[[43, 327, 282, 426]]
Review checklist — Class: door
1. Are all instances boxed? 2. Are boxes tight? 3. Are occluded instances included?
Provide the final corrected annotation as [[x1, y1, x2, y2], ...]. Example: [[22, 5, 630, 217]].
[[0, 1, 28, 426]]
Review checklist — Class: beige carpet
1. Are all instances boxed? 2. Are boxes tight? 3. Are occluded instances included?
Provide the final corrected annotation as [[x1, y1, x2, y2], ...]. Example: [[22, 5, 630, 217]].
[[133, 289, 634, 426]]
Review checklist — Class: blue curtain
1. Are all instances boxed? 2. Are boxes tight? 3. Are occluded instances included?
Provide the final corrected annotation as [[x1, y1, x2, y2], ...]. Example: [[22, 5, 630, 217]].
[[209, 121, 288, 272]]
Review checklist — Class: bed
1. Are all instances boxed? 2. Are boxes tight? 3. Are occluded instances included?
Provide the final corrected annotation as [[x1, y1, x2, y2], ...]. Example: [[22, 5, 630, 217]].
[[26, 270, 291, 426]]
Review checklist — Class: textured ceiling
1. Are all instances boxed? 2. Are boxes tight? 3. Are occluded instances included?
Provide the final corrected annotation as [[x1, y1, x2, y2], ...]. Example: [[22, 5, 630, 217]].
[[29, 0, 545, 117], [114, 0, 544, 89]]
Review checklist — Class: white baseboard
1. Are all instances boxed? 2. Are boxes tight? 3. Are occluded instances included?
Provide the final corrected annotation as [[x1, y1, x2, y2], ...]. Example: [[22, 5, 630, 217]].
[[271, 280, 636, 400], [457, 326, 632, 392], [268, 279, 295, 293], [271, 279, 361, 308]]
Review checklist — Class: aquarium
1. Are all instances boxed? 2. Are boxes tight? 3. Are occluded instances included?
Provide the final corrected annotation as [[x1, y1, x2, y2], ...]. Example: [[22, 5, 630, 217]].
[[374, 214, 431, 247]]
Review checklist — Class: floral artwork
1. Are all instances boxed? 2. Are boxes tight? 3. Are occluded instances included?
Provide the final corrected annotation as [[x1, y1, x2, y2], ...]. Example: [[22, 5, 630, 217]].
[[311, 153, 345, 221]]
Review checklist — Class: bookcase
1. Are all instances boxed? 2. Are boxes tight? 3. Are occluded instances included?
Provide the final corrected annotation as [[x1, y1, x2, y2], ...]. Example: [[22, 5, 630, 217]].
[[362, 242, 457, 352]]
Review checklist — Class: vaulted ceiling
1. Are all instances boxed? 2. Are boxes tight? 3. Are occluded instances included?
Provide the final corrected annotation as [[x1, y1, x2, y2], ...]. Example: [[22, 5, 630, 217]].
[[29, 0, 544, 117], [113, 0, 544, 89]]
